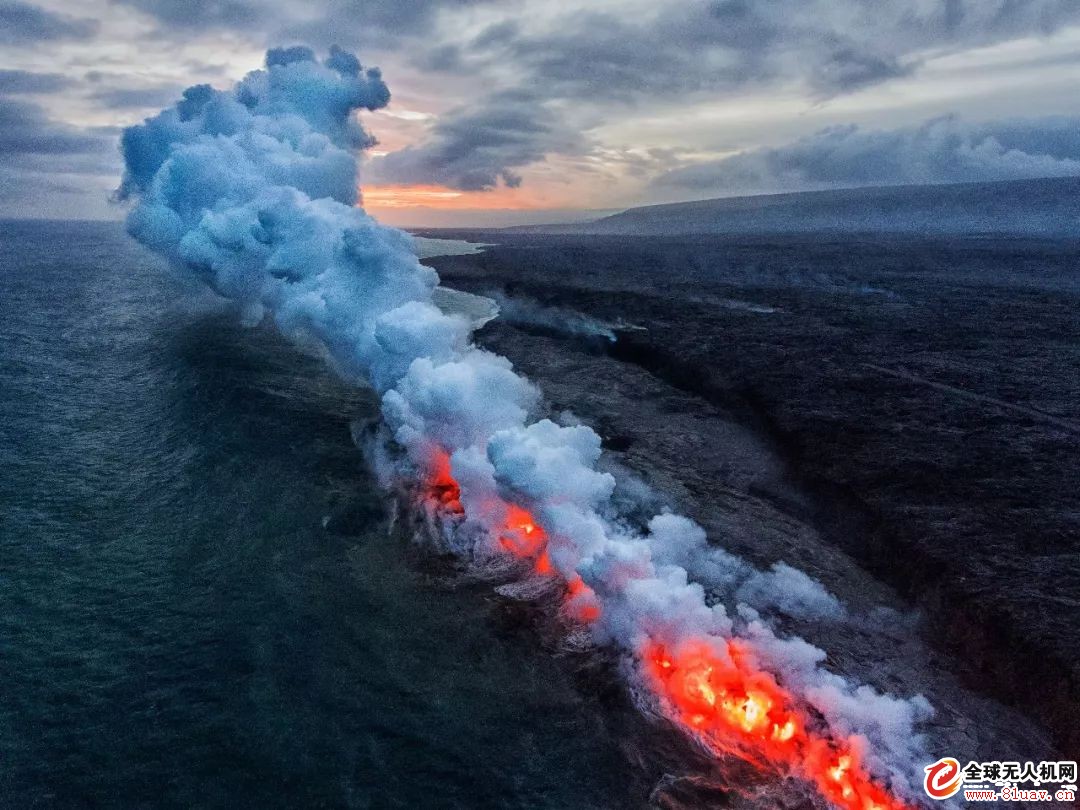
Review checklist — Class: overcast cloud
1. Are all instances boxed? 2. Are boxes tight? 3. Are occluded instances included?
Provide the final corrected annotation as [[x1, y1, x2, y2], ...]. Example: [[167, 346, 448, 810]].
[[0, 1, 98, 45], [2, 0, 1080, 220], [654, 115, 1080, 195], [368, 89, 589, 190]]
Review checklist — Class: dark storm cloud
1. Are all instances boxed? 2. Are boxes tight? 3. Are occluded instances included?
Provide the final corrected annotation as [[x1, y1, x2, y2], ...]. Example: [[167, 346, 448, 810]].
[[109, 0, 263, 30], [464, 1, 1080, 100], [113, 0, 497, 45], [306, 0, 492, 37], [414, 43, 463, 72], [287, 0, 506, 53], [368, 90, 587, 191], [377, 1, 1080, 189], [0, 97, 121, 215], [89, 84, 185, 110], [0, 166, 81, 197], [653, 116, 1080, 194], [0, 97, 111, 157], [0, 69, 72, 94], [808, 43, 915, 94], [493, 13, 745, 100], [0, 1, 98, 44], [8, 0, 1080, 207], [471, 19, 519, 49]]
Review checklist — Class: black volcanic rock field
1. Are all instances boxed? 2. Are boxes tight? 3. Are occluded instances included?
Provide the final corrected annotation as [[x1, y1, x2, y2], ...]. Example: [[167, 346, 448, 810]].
[[423, 232, 1080, 758]]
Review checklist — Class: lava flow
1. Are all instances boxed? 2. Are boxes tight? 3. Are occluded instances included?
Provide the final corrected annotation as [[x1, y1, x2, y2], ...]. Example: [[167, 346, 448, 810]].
[[424, 447, 464, 514], [421, 448, 909, 810], [422, 448, 603, 624], [643, 641, 911, 810]]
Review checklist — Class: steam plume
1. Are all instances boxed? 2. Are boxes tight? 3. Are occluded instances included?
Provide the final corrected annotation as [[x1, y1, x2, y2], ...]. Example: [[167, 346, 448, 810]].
[[118, 47, 932, 809]]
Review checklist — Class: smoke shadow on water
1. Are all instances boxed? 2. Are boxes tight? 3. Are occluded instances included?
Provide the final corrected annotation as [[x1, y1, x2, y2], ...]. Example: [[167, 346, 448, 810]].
[[0, 226, 696, 810]]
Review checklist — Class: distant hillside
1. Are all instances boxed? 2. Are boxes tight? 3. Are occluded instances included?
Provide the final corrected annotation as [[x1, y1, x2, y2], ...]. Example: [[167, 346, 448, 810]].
[[520, 177, 1080, 236]]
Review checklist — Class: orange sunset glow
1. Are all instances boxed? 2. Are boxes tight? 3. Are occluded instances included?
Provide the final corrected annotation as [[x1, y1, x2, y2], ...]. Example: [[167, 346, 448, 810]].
[[361, 184, 557, 212]]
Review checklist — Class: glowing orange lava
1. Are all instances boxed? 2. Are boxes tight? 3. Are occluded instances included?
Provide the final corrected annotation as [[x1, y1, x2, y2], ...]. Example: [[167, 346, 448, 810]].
[[423, 448, 462, 514], [564, 574, 602, 623], [643, 641, 910, 810], [498, 504, 547, 558], [417, 448, 904, 809], [534, 550, 554, 576], [421, 447, 601, 622]]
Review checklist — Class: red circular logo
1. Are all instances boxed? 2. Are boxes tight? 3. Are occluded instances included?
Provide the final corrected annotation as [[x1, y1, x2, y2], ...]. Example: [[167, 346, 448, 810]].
[[924, 757, 963, 800]]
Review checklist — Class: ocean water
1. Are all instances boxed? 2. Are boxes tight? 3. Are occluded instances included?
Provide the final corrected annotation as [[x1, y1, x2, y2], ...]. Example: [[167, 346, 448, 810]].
[[0, 220, 642, 809]]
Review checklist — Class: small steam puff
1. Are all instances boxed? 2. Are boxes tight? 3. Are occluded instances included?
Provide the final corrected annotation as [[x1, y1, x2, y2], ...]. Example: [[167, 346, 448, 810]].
[[119, 48, 931, 807], [487, 290, 618, 342]]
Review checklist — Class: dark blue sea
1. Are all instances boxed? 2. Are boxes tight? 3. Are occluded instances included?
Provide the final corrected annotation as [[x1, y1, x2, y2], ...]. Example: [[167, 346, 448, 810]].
[[0, 220, 643, 809]]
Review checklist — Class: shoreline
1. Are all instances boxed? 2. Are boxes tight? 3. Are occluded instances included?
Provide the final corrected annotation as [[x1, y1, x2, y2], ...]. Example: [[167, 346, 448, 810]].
[[423, 232, 1079, 761]]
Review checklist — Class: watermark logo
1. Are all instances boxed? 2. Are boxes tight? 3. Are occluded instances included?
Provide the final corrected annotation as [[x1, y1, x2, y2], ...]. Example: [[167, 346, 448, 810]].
[[923, 757, 1077, 803], [923, 757, 963, 800]]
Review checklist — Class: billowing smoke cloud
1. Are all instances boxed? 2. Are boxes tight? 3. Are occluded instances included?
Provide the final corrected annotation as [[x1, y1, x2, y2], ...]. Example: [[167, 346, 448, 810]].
[[119, 47, 934, 808], [655, 115, 1080, 195]]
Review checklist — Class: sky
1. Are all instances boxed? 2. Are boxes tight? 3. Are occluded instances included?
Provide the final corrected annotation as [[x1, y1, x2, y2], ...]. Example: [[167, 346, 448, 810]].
[[3, 0, 1080, 227]]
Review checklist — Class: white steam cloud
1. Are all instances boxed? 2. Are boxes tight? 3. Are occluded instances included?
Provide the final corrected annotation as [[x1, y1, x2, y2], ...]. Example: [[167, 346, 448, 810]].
[[118, 47, 933, 805], [487, 290, 619, 342]]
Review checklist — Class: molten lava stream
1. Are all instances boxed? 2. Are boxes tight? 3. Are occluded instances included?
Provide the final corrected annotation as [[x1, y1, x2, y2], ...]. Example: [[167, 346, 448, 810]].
[[420, 450, 903, 809], [497, 504, 603, 623], [643, 642, 911, 810], [424, 449, 464, 514], [422, 449, 603, 622]]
